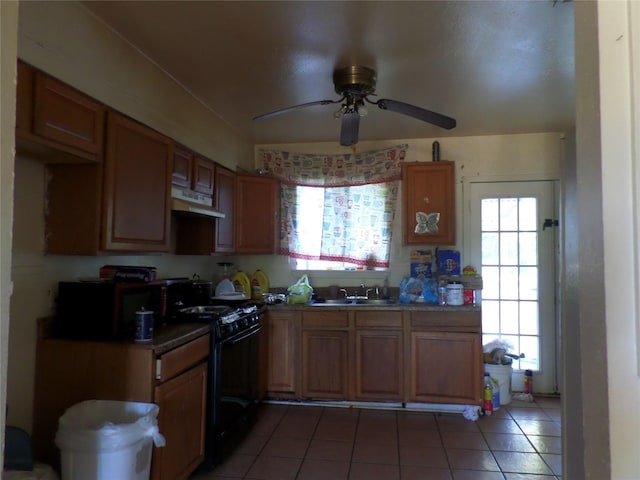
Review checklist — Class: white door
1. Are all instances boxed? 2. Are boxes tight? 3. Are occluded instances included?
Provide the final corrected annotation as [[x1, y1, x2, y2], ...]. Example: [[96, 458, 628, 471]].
[[466, 180, 559, 394]]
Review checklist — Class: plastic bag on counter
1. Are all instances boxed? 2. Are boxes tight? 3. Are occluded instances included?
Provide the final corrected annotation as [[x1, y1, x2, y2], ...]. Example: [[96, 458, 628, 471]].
[[287, 274, 313, 304], [399, 277, 439, 304]]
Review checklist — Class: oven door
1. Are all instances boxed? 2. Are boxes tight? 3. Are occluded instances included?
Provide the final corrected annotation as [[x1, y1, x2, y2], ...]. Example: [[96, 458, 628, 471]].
[[212, 322, 262, 445]]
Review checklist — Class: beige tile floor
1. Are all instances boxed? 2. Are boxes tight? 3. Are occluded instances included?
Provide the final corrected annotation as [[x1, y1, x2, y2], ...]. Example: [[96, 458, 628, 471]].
[[190, 396, 562, 480]]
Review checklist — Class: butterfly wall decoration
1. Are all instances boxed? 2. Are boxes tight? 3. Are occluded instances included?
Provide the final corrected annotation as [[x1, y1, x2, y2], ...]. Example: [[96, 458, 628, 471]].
[[415, 212, 440, 234]]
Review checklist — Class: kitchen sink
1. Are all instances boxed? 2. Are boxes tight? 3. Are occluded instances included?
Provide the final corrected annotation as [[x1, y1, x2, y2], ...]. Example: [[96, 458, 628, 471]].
[[311, 298, 396, 306]]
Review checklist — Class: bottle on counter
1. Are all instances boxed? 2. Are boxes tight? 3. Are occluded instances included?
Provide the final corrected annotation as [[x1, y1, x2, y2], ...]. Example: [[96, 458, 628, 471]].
[[524, 369, 533, 395], [438, 281, 447, 305], [483, 372, 494, 416]]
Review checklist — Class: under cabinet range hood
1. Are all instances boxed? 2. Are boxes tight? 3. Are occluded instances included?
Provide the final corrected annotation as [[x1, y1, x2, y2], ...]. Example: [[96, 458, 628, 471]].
[[171, 187, 225, 219]]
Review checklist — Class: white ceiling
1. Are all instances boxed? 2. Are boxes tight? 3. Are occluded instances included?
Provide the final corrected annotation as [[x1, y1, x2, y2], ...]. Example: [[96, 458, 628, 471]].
[[82, 0, 575, 146]]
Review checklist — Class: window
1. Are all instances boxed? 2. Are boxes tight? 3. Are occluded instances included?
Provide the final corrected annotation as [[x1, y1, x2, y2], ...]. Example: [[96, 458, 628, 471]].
[[293, 183, 395, 270], [259, 145, 407, 271]]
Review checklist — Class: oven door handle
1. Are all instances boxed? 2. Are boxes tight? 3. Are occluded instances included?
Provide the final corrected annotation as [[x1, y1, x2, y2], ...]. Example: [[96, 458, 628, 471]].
[[223, 324, 261, 345]]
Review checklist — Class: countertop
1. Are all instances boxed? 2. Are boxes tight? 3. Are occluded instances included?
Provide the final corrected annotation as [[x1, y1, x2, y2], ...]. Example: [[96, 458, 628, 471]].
[[39, 317, 211, 355], [265, 302, 480, 312]]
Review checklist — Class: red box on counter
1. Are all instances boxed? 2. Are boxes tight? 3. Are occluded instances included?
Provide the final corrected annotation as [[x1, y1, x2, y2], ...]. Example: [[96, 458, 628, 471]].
[[99, 265, 157, 282], [463, 289, 475, 305]]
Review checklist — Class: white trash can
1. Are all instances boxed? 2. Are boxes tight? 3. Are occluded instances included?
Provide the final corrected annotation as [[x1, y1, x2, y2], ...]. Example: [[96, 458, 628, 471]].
[[484, 364, 513, 405], [55, 400, 165, 480]]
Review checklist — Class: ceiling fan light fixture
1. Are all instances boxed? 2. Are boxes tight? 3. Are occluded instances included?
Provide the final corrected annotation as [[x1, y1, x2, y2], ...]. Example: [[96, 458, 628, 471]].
[[333, 104, 346, 119], [340, 110, 360, 146]]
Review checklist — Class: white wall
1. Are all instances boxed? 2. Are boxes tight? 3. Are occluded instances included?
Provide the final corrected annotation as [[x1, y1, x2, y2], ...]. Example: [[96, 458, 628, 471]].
[[599, 1, 640, 478], [250, 133, 563, 290], [0, 0, 19, 467]]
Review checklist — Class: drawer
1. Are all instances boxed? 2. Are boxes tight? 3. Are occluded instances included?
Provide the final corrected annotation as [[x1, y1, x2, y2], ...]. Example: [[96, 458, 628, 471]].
[[157, 333, 210, 382], [410, 311, 481, 332], [355, 311, 402, 328], [302, 311, 349, 329]]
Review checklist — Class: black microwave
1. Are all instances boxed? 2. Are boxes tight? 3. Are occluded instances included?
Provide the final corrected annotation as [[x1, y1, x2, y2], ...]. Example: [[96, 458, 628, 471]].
[[54, 280, 165, 340]]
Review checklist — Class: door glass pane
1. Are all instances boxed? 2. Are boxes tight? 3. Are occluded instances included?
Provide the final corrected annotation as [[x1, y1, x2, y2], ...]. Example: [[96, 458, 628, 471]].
[[519, 197, 537, 231], [500, 301, 519, 334], [482, 198, 499, 231], [500, 198, 518, 230], [500, 232, 518, 265], [500, 266, 519, 299], [482, 232, 499, 264], [519, 232, 538, 265], [520, 302, 539, 335], [520, 267, 538, 300]]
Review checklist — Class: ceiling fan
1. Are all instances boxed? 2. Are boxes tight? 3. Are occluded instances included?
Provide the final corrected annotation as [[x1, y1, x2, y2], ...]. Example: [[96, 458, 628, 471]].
[[253, 66, 457, 146]]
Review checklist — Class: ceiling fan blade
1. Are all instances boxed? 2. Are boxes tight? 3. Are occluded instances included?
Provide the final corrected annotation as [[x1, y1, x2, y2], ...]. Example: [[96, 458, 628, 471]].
[[340, 110, 360, 146], [375, 98, 457, 130], [253, 99, 341, 121]]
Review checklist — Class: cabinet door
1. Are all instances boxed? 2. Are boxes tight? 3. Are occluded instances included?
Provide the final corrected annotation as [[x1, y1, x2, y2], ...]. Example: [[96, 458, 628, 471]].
[[355, 330, 403, 401], [193, 156, 215, 196], [214, 166, 236, 252], [33, 72, 105, 156], [302, 330, 349, 400], [153, 362, 207, 480], [172, 147, 192, 188], [402, 161, 455, 245], [16, 61, 34, 134], [409, 331, 482, 404], [235, 174, 279, 254], [267, 310, 300, 396], [103, 111, 172, 252]]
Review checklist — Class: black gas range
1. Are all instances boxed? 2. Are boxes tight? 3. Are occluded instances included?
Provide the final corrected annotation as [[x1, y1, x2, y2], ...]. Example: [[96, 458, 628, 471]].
[[174, 302, 264, 468]]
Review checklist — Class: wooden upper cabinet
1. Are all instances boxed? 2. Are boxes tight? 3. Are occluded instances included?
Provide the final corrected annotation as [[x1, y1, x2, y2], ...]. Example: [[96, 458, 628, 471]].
[[172, 147, 192, 188], [15, 61, 34, 134], [172, 145, 215, 196], [214, 166, 236, 252], [402, 161, 455, 245], [235, 174, 279, 254], [103, 111, 172, 252], [193, 156, 215, 196], [16, 61, 106, 163]]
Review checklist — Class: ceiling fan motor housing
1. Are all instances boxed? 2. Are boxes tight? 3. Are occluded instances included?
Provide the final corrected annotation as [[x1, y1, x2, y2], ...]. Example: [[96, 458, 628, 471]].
[[333, 66, 377, 97]]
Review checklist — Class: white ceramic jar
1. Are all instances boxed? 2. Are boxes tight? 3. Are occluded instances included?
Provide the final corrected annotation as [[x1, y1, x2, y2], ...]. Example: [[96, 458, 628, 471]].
[[445, 281, 464, 306]]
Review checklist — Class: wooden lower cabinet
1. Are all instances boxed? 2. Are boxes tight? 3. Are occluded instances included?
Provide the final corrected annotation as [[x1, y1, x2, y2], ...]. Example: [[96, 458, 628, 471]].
[[408, 331, 482, 404], [301, 311, 350, 400], [265, 307, 482, 406], [266, 310, 300, 397], [32, 324, 210, 480], [302, 330, 349, 399], [354, 311, 404, 402], [153, 362, 207, 480]]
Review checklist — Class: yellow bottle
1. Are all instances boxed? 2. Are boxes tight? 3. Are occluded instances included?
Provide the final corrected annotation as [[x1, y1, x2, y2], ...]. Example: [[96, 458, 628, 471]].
[[231, 271, 251, 297], [251, 269, 270, 300]]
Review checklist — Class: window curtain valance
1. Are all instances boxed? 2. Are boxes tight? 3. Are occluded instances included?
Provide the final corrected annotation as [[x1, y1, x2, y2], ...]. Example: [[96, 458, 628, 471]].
[[259, 144, 408, 186]]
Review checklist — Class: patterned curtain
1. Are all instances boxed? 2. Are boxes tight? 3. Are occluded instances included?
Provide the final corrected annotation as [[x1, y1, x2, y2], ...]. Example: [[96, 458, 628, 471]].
[[259, 145, 408, 267]]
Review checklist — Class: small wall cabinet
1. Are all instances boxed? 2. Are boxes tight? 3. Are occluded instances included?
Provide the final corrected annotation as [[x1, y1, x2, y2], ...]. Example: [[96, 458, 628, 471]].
[[402, 161, 456, 245], [235, 174, 279, 254], [172, 145, 215, 196], [16, 61, 106, 163]]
